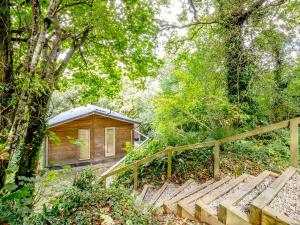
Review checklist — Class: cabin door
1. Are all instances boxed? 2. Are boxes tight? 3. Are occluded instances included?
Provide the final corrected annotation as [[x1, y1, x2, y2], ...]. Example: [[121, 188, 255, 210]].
[[105, 127, 116, 157], [78, 128, 91, 160]]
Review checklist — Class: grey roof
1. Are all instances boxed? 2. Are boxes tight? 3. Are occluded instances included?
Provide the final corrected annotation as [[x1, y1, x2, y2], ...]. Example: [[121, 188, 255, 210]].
[[48, 105, 140, 127]]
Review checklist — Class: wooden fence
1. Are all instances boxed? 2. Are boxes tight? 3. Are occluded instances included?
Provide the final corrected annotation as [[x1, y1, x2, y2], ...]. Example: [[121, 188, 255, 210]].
[[100, 117, 299, 191]]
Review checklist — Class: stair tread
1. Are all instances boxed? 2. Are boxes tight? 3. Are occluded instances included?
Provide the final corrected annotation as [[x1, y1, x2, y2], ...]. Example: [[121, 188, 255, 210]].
[[155, 183, 178, 207], [136, 184, 152, 204], [267, 170, 300, 223], [167, 179, 196, 201], [166, 180, 201, 204], [150, 181, 170, 205], [144, 185, 159, 204], [183, 177, 232, 208], [207, 174, 253, 214], [251, 167, 297, 210], [164, 179, 214, 212], [218, 170, 277, 224], [234, 175, 275, 214]]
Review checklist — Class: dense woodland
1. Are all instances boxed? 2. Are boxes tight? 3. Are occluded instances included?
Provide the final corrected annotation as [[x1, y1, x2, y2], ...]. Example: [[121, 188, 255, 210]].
[[0, 0, 299, 224]]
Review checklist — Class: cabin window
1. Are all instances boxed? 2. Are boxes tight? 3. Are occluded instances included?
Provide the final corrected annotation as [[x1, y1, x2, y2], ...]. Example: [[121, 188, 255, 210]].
[[105, 127, 116, 157], [78, 128, 91, 160]]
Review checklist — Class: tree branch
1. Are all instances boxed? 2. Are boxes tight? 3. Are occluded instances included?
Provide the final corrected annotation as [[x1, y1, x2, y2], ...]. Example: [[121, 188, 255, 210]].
[[30, 17, 52, 71], [57, 0, 93, 12], [54, 27, 91, 78], [11, 37, 28, 42], [262, 0, 285, 9], [159, 20, 219, 31], [188, 0, 199, 22], [11, 27, 27, 34]]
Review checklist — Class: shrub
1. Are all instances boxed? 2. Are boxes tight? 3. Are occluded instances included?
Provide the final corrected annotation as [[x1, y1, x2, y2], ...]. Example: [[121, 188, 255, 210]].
[[115, 129, 293, 188], [73, 168, 95, 190], [0, 177, 35, 225], [29, 170, 158, 225], [115, 139, 214, 188]]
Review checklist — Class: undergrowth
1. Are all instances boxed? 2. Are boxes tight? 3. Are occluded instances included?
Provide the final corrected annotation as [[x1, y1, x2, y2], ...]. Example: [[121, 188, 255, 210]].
[[1, 169, 158, 225], [116, 129, 294, 188]]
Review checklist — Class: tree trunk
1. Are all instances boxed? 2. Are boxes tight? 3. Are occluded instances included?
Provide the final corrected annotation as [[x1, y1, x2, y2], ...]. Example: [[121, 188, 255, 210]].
[[220, 0, 269, 115], [16, 91, 51, 181], [225, 24, 257, 115], [4, 91, 31, 184], [0, 0, 13, 100], [1, 0, 90, 187], [223, 24, 258, 116], [272, 47, 287, 122], [0, 0, 13, 189], [224, 24, 245, 105], [224, 24, 256, 109], [0, 160, 8, 188]]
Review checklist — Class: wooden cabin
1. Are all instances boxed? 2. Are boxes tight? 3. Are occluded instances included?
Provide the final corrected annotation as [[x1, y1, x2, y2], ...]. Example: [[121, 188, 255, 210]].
[[45, 105, 139, 167]]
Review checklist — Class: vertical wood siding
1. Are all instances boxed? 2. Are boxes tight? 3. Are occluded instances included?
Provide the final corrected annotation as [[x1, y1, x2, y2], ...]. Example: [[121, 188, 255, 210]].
[[47, 114, 134, 166]]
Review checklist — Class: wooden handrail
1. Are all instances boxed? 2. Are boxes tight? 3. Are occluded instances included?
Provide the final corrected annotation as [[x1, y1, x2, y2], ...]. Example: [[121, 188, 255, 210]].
[[218, 119, 291, 145], [101, 117, 300, 190]]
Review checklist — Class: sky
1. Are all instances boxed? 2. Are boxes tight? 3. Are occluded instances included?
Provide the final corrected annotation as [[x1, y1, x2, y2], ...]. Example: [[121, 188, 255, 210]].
[[155, 0, 189, 57]]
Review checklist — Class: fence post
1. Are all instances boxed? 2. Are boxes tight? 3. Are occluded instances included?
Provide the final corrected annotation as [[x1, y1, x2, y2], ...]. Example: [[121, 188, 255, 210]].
[[214, 142, 220, 179], [290, 118, 299, 168], [103, 176, 107, 189], [133, 163, 138, 191], [167, 149, 172, 179]]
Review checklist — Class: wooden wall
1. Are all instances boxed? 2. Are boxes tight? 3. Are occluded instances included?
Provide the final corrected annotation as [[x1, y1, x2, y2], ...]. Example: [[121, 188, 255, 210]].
[[47, 114, 134, 166]]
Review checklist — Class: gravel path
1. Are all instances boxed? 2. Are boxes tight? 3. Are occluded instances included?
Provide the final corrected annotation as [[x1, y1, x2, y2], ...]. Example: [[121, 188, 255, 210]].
[[235, 176, 275, 214], [209, 177, 253, 213], [269, 172, 300, 223]]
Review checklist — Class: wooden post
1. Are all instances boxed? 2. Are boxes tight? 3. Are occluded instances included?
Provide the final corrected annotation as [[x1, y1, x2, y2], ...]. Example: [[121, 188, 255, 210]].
[[133, 163, 138, 191], [214, 142, 220, 179], [290, 118, 299, 168], [102, 176, 107, 189], [167, 149, 172, 179]]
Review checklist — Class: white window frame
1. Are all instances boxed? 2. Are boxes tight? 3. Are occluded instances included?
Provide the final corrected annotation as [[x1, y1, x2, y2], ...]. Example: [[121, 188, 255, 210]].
[[105, 127, 116, 157], [78, 128, 91, 160]]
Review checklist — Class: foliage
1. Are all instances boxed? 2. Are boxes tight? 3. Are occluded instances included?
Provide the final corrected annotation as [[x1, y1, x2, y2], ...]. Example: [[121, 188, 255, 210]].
[[151, 40, 250, 146], [57, 1, 162, 103], [1, 0, 299, 223], [0, 177, 35, 224], [116, 129, 294, 188], [72, 169, 95, 190], [220, 130, 292, 176], [29, 169, 158, 225], [0, 0, 161, 189], [113, 0, 300, 187], [115, 139, 214, 187]]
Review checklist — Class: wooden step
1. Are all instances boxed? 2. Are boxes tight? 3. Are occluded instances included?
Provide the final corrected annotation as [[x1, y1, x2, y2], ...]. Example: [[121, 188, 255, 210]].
[[249, 167, 299, 225], [177, 176, 232, 221], [165, 179, 195, 202], [149, 181, 178, 207], [149, 181, 169, 205], [135, 184, 152, 205], [163, 179, 214, 213], [139, 184, 159, 204], [218, 170, 278, 225], [195, 174, 252, 225]]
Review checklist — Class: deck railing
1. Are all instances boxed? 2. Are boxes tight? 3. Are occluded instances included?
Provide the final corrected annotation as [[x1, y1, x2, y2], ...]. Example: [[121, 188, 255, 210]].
[[100, 117, 299, 191]]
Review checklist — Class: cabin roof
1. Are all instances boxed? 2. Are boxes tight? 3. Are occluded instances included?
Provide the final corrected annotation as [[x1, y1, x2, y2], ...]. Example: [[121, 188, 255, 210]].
[[48, 105, 140, 127]]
